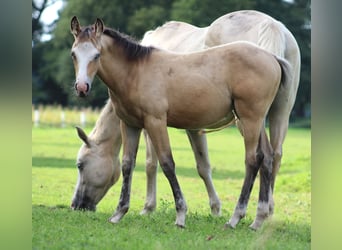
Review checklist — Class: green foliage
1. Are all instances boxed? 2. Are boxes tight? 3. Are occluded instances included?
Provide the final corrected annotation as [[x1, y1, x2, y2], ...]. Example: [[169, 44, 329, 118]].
[[128, 6, 168, 37], [171, 0, 256, 26], [32, 0, 311, 118], [32, 126, 311, 249]]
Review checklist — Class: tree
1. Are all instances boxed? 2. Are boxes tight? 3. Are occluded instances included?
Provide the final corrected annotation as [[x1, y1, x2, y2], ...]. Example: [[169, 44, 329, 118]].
[[127, 5, 169, 37], [32, 0, 70, 106], [32, 0, 61, 44], [171, 0, 256, 26]]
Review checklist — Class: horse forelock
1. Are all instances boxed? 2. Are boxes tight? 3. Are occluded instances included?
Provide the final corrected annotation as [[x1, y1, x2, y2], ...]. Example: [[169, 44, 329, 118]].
[[103, 28, 154, 61], [76, 26, 93, 39], [73, 25, 100, 48]]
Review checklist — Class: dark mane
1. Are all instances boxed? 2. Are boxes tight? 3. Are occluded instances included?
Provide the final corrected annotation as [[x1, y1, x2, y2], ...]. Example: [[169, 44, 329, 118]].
[[103, 28, 154, 61]]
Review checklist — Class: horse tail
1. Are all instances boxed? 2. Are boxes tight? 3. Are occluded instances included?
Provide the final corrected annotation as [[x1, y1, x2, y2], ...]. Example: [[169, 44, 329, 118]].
[[257, 19, 286, 58], [275, 56, 292, 88]]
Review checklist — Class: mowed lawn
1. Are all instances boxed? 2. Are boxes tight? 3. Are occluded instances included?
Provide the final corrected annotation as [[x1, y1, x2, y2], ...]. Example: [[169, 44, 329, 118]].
[[32, 126, 311, 249]]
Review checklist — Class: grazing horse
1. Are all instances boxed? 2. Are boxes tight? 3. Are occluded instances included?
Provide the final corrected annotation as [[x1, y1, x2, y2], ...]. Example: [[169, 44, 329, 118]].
[[71, 100, 121, 211], [70, 16, 292, 229]]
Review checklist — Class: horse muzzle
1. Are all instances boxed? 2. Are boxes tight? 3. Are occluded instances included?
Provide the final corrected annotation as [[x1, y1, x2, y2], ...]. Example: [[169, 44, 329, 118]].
[[75, 82, 90, 97], [71, 201, 96, 211], [71, 195, 96, 211]]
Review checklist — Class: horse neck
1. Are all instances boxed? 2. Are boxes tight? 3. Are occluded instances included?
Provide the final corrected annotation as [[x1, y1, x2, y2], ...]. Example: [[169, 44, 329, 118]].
[[97, 36, 136, 94], [89, 101, 121, 154]]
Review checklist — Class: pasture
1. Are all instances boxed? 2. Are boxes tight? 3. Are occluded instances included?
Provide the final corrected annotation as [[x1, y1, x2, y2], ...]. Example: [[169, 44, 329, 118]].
[[32, 123, 310, 249]]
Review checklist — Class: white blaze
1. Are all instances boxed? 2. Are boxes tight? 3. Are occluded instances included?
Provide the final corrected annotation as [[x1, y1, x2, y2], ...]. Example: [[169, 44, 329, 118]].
[[73, 42, 99, 88]]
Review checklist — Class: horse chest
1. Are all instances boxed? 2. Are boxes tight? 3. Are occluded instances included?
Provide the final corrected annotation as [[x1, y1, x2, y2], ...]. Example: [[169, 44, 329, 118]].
[[109, 92, 144, 127]]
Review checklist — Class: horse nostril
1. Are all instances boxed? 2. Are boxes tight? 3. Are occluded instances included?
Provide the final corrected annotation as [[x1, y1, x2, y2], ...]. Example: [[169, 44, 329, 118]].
[[75, 82, 90, 97]]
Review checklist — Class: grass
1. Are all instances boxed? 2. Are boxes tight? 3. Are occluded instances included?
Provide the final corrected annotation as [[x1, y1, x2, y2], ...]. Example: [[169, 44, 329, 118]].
[[32, 125, 311, 249]]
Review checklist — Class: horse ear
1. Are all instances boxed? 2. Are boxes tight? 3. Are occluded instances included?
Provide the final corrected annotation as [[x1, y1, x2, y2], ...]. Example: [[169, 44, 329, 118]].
[[94, 18, 104, 38], [71, 16, 81, 37], [75, 126, 90, 147]]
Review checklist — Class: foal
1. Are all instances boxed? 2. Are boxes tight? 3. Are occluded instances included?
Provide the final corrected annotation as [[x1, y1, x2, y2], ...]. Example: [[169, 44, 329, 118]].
[[70, 17, 291, 229]]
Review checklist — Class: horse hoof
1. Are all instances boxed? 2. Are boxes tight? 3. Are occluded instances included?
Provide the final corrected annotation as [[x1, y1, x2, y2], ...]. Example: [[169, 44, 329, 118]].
[[175, 217, 186, 228], [249, 221, 261, 230], [224, 222, 236, 229], [226, 215, 241, 229], [140, 205, 155, 215], [210, 205, 221, 216], [140, 208, 154, 215], [175, 222, 185, 228], [108, 214, 122, 224]]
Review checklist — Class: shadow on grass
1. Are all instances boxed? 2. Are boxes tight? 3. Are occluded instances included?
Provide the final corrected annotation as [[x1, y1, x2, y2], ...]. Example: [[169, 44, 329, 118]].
[[33, 204, 71, 210], [32, 156, 245, 179], [32, 156, 75, 169]]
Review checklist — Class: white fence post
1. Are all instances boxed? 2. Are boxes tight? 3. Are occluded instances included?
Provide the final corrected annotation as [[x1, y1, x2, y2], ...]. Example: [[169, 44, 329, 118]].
[[34, 110, 40, 127], [80, 111, 86, 127], [61, 111, 65, 127]]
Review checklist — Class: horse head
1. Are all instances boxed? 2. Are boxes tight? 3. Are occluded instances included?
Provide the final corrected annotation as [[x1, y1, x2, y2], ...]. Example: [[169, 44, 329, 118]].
[[70, 16, 104, 97], [71, 126, 120, 211]]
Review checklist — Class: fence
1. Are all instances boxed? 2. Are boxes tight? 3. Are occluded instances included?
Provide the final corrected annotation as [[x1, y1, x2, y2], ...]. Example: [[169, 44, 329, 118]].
[[32, 105, 101, 128]]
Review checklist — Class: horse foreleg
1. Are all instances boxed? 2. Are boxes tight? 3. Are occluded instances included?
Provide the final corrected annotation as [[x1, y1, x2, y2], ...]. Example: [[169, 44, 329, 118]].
[[140, 130, 158, 215], [186, 129, 221, 215], [145, 117, 187, 227], [109, 123, 142, 224], [226, 118, 264, 229], [250, 128, 274, 230]]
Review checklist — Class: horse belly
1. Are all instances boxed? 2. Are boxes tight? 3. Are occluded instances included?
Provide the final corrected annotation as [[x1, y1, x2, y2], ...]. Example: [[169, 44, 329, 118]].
[[166, 92, 233, 129]]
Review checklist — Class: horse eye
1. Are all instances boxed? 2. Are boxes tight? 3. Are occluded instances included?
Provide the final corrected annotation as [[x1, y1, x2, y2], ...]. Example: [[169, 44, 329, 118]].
[[71, 52, 76, 60], [94, 53, 100, 60], [76, 162, 84, 170]]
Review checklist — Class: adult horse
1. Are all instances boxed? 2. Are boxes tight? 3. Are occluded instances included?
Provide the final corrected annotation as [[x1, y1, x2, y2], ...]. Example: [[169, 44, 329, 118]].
[[71, 10, 300, 226], [70, 16, 291, 229], [143, 12, 301, 199]]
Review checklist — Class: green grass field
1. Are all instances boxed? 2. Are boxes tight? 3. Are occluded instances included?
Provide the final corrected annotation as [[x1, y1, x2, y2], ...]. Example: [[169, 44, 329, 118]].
[[32, 126, 311, 249]]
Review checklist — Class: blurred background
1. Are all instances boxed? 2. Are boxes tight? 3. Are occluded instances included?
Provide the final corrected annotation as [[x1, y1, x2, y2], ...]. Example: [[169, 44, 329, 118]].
[[32, 0, 310, 126]]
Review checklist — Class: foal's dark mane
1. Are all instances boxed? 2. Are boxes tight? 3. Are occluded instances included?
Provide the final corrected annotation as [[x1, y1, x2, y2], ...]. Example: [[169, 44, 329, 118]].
[[103, 28, 155, 61]]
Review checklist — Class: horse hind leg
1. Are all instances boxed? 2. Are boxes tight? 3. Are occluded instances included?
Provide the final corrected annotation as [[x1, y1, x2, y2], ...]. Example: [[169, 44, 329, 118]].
[[226, 118, 264, 229], [140, 130, 158, 215], [268, 98, 292, 215], [186, 130, 221, 215], [250, 128, 274, 230], [268, 118, 287, 216]]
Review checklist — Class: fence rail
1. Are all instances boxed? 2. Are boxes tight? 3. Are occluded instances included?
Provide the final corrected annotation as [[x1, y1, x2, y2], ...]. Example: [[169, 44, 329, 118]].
[[32, 105, 311, 128], [32, 105, 101, 127]]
